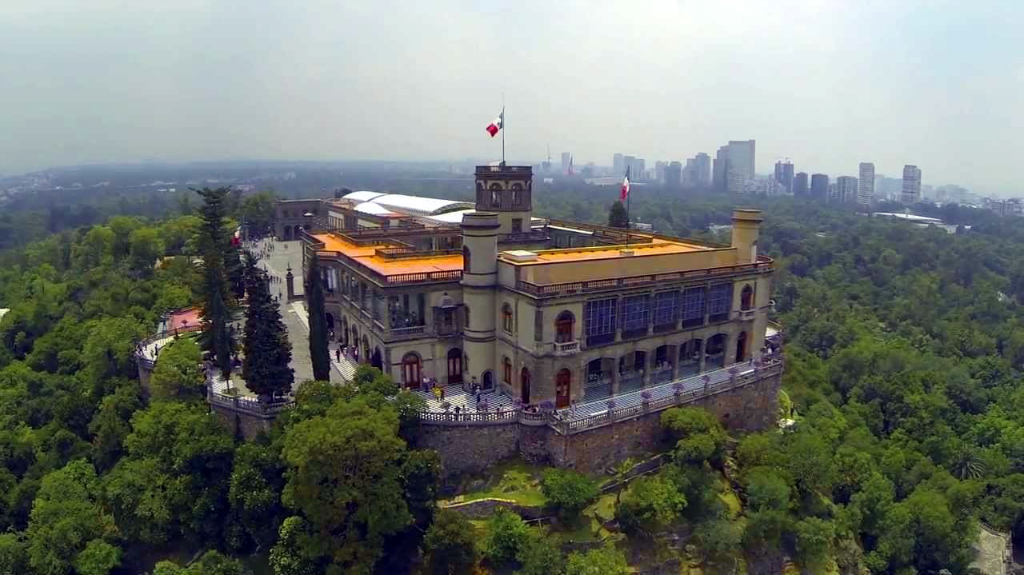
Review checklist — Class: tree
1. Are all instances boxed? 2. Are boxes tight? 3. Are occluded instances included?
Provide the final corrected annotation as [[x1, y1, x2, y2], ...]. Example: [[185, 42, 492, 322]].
[[0, 532, 28, 575], [484, 508, 530, 567], [793, 517, 834, 575], [280, 397, 411, 574], [661, 406, 728, 466], [195, 187, 236, 379], [155, 550, 244, 575], [694, 519, 742, 574], [422, 509, 478, 575], [541, 468, 599, 518], [88, 383, 142, 472], [517, 528, 565, 575], [268, 516, 319, 575], [611, 457, 636, 505], [565, 546, 629, 575], [744, 467, 792, 512], [26, 460, 116, 575], [241, 253, 293, 403], [228, 442, 285, 552], [304, 253, 331, 382], [616, 474, 687, 537], [72, 539, 120, 575], [149, 337, 205, 402], [608, 201, 628, 228]]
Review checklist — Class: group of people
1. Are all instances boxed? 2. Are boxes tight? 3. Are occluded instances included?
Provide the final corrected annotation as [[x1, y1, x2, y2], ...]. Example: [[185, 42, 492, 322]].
[[334, 344, 360, 364]]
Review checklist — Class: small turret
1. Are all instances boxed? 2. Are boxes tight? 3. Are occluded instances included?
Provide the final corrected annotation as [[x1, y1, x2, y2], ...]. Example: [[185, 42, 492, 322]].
[[731, 209, 763, 264]]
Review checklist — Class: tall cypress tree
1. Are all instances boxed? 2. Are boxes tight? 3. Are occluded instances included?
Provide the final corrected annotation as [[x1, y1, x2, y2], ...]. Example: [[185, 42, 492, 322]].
[[305, 252, 331, 381], [195, 187, 236, 379], [242, 253, 294, 403], [608, 201, 628, 228]]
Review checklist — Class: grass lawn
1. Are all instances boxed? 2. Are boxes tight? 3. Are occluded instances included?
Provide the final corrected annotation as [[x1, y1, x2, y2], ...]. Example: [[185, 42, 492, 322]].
[[453, 460, 549, 507]]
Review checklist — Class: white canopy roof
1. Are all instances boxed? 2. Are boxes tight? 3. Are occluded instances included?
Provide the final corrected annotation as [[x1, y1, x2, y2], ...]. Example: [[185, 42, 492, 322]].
[[426, 209, 475, 224], [370, 194, 474, 216], [353, 202, 398, 216], [343, 190, 387, 202]]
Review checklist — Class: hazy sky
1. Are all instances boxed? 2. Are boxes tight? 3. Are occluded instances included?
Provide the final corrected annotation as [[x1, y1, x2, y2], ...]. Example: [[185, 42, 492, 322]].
[[2, 0, 1023, 195]]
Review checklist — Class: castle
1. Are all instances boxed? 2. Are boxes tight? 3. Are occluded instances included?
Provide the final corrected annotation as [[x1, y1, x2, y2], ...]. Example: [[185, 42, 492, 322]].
[[275, 165, 783, 474]]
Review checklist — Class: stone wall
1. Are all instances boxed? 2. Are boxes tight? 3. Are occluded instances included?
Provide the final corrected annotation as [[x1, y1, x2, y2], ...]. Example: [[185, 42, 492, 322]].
[[210, 403, 275, 439], [412, 421, 521, 477], [417, 369, 781, 479]]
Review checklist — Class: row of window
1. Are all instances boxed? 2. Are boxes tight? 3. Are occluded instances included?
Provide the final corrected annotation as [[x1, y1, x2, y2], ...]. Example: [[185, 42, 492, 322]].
[[585, 283, 751, 342]]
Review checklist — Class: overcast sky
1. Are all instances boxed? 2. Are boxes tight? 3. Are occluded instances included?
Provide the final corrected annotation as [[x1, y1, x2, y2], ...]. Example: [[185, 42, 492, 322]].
[[2, 0, 1022, 195]]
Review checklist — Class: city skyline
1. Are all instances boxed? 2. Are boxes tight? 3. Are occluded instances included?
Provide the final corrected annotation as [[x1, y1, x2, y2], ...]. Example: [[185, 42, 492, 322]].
[[2, 1, 1022, 196]]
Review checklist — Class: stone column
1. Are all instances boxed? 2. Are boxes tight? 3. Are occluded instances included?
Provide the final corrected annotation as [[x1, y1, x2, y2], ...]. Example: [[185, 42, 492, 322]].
[[286, 266, 295, 300], [610, 361, 619, 395]]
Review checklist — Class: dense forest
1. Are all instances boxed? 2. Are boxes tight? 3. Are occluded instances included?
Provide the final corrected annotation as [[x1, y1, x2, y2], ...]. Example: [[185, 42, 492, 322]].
[[0, 179, 1021, 574]]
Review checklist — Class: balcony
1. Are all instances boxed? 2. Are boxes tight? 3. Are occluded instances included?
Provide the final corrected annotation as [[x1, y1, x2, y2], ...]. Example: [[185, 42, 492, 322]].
[[388, 325, 427, 341], [737, 309, 757, 321], [554, 341, 580, 355]]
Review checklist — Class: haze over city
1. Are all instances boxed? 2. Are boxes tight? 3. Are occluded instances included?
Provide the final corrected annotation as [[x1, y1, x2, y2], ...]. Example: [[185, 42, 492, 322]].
[[2, 0, 1023, 195]]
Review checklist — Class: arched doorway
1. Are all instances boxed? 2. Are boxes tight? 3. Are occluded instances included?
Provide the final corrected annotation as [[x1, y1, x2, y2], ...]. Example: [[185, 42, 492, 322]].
[[371, 347, 383, 370], [679, 339, 702, 377], [618, 350, 647, 393], [482, 370, 494, 391], [401, 353, 421, 388], [284, 226, 293, 241], [340, 317, 349, 345], [653, 345, 675, 384], [326, 312, 335, 333], [555, 369, 571, 408], [736, 332, 748, 363], [447, 348, 463, 385], [521, 367, 531, 405], [585, 358, 614, 400], [705, 334, 727, 369], [361, 336, 370, 363]]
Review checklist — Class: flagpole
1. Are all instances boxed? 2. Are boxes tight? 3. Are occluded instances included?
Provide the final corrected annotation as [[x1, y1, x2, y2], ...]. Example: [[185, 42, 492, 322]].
[[501, 105, 505, 166], [625, 176, 631, 248]]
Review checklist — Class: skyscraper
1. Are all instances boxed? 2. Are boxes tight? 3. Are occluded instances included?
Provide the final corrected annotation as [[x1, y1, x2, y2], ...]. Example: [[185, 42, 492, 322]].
[[774, 160, 794, 194], [713, 140, 756, 193], [810, 173, 829, 201], [836, 176, 858, 204], [561, 152, 572, 174], [901, 165, 922, 204], [613, 153, 624, 174], [793, 172, 809, 196], [858, 163, 875, 206], [655, 161, 667, 183], [665, 161, 682, 190], [693, 153, 711, 187]]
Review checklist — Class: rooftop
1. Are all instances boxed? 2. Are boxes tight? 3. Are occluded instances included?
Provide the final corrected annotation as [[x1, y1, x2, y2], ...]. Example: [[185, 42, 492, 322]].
[[312, 232, 464, 278], [498, 237, 709, 266]]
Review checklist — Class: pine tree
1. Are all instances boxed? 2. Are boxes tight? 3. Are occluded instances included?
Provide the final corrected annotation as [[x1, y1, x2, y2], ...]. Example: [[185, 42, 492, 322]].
[[242, 253, 294, 403], [305, 252, 331, 381], [608, 201, 628, 228], [195, 187, 236, 379]]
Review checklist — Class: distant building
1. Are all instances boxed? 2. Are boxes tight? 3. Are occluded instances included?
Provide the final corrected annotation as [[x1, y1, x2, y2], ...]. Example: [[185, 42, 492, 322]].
[[857, 163, 875, 206], [876, 176, 902, 203], [626, 157, 646, 181], [901, 165, 922, 204], [684, 153, 711, 188], [793, 172, 809, 197], [836, 176, 858, 204], [810, 173, 829, 201], [773, 161, 794, 194], [655, 161, 667, 184], [561, 153, 572, 175], [613, 153, 624, 175], [713, 140, 756, 193], [665, 161, 682, 190]]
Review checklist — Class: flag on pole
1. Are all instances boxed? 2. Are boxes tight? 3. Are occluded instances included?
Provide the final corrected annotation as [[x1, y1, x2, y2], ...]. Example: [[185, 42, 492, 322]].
[[485, 111, 504, 137], [620, 166, 631, 201]]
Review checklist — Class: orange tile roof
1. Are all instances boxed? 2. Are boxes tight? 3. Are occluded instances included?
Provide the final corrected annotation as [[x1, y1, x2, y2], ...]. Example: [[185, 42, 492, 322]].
[[506, 238, 709, 265], [311, 233, 464, 276]]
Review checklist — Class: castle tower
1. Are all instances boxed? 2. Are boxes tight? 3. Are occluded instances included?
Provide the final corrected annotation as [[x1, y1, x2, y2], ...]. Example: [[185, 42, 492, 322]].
[[475, 165, 533, 236], [731, 209, 763, 264], [460, 212, 501, 389]]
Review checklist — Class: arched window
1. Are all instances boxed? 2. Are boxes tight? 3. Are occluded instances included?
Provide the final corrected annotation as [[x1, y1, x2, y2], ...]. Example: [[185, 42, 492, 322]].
[[401, 353, 421, 388], [502, 303, 514, 334], [462, 245, 471, 273], [503, 356, 512, 384], [490, 183, 502, 207], [511, 183, 523, 206], [555, 311, 574, 343], [741, 284, 754, 311]]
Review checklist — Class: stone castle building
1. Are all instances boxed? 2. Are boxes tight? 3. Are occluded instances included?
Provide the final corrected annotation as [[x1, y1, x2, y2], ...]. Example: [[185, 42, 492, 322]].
[[278, 165, 777, 414]]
